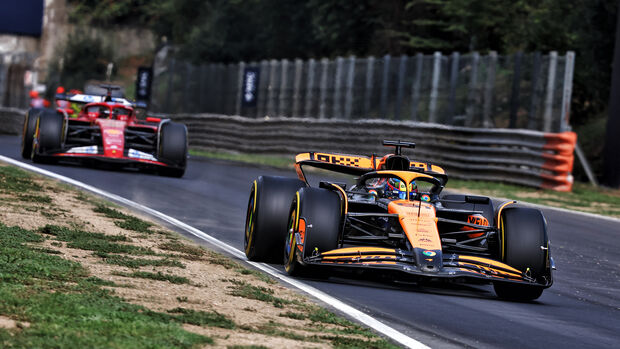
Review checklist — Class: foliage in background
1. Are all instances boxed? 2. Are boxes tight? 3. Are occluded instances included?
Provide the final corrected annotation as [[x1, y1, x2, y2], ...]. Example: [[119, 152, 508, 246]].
[[69, 0, 617, 117], [67, 0, 618, 181], [46, 32, 115, 95], [68, 0, 151, 26]]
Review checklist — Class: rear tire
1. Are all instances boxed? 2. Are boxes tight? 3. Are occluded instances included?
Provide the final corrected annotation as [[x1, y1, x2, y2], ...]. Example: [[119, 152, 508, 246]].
[[284, 187, 342, 276], [31, 110, 64, 163], [244, 176, 306, 263], [493, 207, 549, 301], [158, 122, 187, 177], [22, 108, 43, 159]]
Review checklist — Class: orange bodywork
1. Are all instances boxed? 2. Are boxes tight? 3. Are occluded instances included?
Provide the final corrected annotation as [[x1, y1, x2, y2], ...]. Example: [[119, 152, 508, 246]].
[[388, 200, 441, 251], [321, 247, 398, 265]]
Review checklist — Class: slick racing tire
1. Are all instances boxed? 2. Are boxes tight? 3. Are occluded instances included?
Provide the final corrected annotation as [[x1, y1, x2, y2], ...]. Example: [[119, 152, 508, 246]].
[[284, 187, 342, 276], [493, 207, 549, 301], [158, 121, 188, 177], [21, 108, 44, 159], [244, 176, 306, 263], [32, 110, 64, 164]]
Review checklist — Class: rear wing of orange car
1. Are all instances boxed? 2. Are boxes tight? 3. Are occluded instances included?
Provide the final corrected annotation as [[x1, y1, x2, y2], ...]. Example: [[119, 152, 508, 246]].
[[294, 152, 448, 185]]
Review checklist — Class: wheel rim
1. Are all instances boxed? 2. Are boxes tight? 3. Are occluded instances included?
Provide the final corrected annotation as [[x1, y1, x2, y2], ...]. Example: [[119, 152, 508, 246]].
[[284, 206, 297, 271], [244, 182, 257, 255]]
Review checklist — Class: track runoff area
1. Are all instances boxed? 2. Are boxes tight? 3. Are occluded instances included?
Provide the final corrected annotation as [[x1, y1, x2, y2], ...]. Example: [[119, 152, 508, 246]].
[[0, 155, 429, 349]]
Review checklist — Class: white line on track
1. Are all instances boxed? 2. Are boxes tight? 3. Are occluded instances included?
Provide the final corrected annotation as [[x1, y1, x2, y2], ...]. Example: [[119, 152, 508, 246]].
[[0, 155, 429, 349]]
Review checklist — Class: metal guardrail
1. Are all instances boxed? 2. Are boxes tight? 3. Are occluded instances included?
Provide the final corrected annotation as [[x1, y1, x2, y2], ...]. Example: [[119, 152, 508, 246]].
[[0, 107, 577, 191], [168, 113, 577, 191], [0, 106, 26, 135]]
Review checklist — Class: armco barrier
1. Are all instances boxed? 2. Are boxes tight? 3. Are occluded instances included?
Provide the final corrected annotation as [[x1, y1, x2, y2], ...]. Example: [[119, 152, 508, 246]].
[[0, 107, 577, 191], [0, 107, 26, 135], [167, 114, 577, 191]]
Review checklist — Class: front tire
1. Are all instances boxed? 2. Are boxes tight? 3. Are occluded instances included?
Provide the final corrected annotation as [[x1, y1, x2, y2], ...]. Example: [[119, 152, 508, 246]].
[[244, 176, 306, 263], [284, 187, 342, 276], [31, 110, 64, 163], [158, 121, 188, 177], [493, 207, 550, 301], [22, 108, 44, 159]]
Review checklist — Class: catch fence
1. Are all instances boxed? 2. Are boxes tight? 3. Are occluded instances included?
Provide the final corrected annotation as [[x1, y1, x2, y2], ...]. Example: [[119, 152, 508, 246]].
[[151, 51, 575, 132]]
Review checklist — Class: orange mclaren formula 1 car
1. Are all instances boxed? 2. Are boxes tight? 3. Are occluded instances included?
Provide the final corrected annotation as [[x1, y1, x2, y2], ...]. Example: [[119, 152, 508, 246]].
[[244, 140, 554, 301]]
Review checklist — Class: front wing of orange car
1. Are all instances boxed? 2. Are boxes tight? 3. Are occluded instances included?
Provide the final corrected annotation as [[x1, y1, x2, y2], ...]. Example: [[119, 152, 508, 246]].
[[302, 247, 552, 287]]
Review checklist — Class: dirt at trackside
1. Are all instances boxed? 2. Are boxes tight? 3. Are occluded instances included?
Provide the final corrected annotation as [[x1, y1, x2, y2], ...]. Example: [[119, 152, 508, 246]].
[[0, 163, 397, 349]]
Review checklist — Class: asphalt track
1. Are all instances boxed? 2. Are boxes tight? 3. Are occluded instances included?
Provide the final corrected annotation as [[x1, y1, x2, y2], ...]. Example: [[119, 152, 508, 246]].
[[1, 134, 619, 348]]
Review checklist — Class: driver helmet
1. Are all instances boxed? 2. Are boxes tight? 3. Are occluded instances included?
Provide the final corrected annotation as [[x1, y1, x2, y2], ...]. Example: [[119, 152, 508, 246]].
[[384, 178, 417, 200]]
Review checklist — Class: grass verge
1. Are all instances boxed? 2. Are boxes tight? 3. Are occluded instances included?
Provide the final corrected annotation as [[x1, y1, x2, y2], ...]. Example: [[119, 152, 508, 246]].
[[0, 161, 404, 348], [0, 223, 211, 348]]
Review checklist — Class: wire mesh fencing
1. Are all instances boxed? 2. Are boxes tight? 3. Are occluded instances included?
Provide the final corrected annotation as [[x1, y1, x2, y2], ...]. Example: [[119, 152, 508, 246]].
[[151, 51, 575, 132]]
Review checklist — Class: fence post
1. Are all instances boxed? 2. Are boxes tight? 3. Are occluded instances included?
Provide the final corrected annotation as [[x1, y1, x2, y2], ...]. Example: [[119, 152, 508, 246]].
[[267, 59, 278, 116], [429, 52, 442, 123], [199, 64, 208, 113], [482, 51, 497, 128], [235, 62, 245, 116], [380, 54, 391, 117], [543, 51, 558, 132], [333, 56, 344, 118], [0, 55, 7, 107], [165, 58, 175, 113], [205, 64, 215, 113], [257, 60, 269, 117], [410, 53, 423, 121], [344, 55, 356, 119], [560, 51, 575, 131], [465, 52, 480, 126], [364, 56, 375, 117], [304, 58, 316, 117], [319, 58, 329, 119], [278, 59, 289, 116], [395, 54, 408, 120], [509, 51, 523, 128], [527, 52, 543, 130], [292, 58, 303, 117], [447, 52, 460, 123]]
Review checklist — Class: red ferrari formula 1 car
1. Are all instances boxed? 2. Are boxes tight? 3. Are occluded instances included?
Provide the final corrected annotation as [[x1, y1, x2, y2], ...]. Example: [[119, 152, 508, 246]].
[[21, 86, 187, 177], [244, 141, 554, 301]]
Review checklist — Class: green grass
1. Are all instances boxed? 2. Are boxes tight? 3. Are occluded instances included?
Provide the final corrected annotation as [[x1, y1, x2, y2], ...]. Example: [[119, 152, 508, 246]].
[[98, 253, 185, 269], [206, 251, 275, 284], [189, 149, 293, 169], [0, 222, 212, 348], [167, 307, 236, 329], [189, 149, 620, 217], [114, 271, 190, 285], [94, 204, 153, 233], [18, 194, 52, 204], [0, 166, 42, 194], [278, 311, 306, 320], [227, 279, 290, 308], [245, 321, 307, 341], [321, 335, 400, 349], [159, 241, 205, 259], [40, 225, 157, 256]]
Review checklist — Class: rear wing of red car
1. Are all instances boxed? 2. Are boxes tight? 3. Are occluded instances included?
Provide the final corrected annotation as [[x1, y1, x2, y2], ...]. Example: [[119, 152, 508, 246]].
[[54, 93, 147, 109]]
